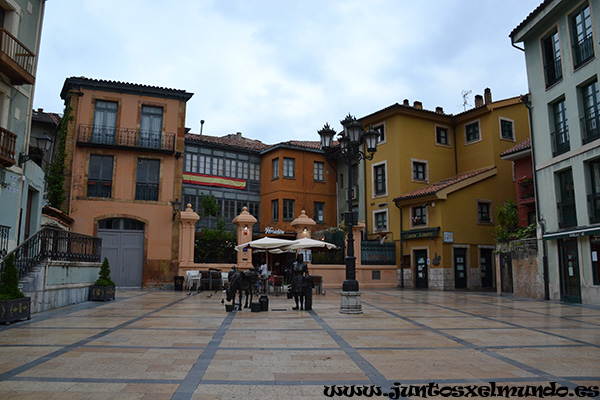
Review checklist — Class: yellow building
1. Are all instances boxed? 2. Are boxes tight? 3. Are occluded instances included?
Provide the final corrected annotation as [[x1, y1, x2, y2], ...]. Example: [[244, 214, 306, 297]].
[[360, 89, 530, 290]]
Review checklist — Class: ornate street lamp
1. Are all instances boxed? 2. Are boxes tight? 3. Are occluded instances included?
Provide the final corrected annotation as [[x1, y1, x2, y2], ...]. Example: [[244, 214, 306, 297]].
[[317, 114, 378, 314]]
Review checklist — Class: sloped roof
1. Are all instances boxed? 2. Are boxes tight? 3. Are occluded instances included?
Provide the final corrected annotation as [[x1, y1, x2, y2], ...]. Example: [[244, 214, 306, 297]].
[[61, 76, 193, 101], [510, 0, 552, 39], [261, 140, 325, 154], [500, 138, 531, 158], [185, 133, 268, 152], [393, 166, 497, 202], [32, 108, 61, 126]]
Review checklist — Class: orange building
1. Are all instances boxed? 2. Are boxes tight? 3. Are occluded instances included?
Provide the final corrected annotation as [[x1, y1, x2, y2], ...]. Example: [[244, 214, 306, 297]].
[[260, 141, 337, 238], [60, 77, 193, 287]]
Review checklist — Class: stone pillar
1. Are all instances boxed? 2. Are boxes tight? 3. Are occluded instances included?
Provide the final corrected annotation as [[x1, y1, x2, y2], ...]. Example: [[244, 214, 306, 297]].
[[233, 206, 257, 269], [179, 204, 199, 267], [351, 221, 365, 269], [291, 210, 316, 239]]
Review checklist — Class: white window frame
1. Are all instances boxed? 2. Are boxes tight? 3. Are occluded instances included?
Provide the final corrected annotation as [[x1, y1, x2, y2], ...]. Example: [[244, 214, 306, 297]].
[[464, 120, 482, 145], [476, 199, 493, 224], [374, 122, 386, 145], [434, 124, 451, 147], [373, 208, 388, 233], [410, 205, 428, 228], [499, 117, 515, 141], [411, 158, 429, 183], [371, 160, 388, 198]]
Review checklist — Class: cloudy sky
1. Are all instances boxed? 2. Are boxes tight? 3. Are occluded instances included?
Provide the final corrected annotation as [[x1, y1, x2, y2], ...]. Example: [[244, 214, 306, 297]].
[[33, 0, 541, 145]]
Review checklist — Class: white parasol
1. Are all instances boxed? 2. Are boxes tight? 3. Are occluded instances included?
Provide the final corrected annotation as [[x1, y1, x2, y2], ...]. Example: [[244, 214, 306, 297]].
[[284, 237, 338, 250]]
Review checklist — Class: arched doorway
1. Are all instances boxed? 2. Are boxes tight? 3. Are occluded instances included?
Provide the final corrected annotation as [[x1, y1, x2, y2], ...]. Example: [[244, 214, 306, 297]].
[[97, 218, 145, 288]]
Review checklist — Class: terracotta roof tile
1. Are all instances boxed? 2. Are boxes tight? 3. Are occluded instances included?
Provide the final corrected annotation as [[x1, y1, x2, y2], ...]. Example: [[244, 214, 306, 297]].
[[393, 166, 496, 201], [61, 76, 193, 101], [500, 138, 531, 157], [185, 133, 268, 151], [32, 109, 61, 126]]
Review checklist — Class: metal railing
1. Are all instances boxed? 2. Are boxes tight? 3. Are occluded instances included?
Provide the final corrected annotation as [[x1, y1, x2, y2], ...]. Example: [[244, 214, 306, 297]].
[[0, 227, 102, 282], [518, 180, 534, 200], [361, 240, 396, 265], [544, 56, 562, 88], [135, 183, 159, 201], [581, 112, 600, 144], [551, 126, 570, 156], [557, 199, 577, 229], [573, 35, 594, 69], [0, 225, 8, 258], [588, 193, 600, 224], [0, 127, 17, 167], [78, 124, 176, 153]]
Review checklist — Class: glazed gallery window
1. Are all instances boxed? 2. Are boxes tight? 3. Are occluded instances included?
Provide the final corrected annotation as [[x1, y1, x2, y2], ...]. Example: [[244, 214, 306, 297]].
[[92, 100, 118, 144], [272, 199, 279, 221], [412, 205, 427, 226], [87, 154, 113, 198], [139, 105, 163, 149], [283, 157, 295, 178], [272, 158, 279, 179], [373, 163, 386, 196], [477, 202, 492, 223], [465, 121, 480, 143], [135, 158, 160, 201], [542, 30, 562, 87], [314, 201, 324, 223], [500, 118, 515, 140], [571, 4, 594, 68], [314, 161, 324, 182], [283, 199, 295, 220]]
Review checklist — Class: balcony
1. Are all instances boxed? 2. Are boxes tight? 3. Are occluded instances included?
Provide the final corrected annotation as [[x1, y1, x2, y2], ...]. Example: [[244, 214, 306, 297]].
[[573, 35, 594, 69], [78, 124, 176, 154], [544, 56, 562, 88], [0, 28, 35, 85], [557, 199, 577, 229], [0, 126, 17, 167], [588, 193, 600, 224], [551, 126, 570, 157], [518, 179, 535, 202], [581, 112, 600, 144]]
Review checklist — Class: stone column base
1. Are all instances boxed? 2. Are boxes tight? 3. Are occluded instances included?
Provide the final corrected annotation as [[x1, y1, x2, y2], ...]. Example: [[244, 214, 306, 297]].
[[340, 291, 363, 314]]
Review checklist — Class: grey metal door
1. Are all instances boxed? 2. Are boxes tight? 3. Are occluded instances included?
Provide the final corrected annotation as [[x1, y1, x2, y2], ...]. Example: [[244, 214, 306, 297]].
[[454, 248, 467, 289], [98, 218, 144, 288]]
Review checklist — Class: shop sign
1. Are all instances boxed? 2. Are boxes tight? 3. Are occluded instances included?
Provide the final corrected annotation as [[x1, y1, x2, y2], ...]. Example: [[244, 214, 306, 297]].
[[265, 227, 285, 235], [401, 227, 440, 240]]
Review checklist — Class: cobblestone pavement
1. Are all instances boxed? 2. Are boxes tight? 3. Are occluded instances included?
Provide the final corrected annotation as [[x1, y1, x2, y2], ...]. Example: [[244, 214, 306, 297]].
[[0, 289, 598, 399]]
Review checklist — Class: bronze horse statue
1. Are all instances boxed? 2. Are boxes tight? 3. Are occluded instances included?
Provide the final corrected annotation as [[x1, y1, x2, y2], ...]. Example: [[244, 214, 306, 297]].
[[226, 269, 259, 310]]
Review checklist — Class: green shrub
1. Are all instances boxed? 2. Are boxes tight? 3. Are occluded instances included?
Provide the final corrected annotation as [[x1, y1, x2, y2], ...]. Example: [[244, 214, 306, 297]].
[[0, 254, 25, 300], [94, 257, 115, 286]]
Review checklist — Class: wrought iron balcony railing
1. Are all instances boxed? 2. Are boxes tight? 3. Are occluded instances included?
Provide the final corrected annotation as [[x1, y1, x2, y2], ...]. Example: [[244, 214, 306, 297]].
[[78, 124, 176, 153], [551, 126, 570, 156], [0, 126, 17, 167], [581, 112, 600, 144], [0, 28, 35, 85], [135, 182, 159, 201], [557, 199, 577, 229], [544, 56, 562, 88], [588, 193, 600, 224], [573, 35, 594, 69], [518, 180, 534, 200], [0, 227, 102, 283]]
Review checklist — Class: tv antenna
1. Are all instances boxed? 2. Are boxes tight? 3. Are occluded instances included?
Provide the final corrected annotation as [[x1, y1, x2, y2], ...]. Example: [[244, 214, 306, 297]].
[[461, 90, 472, 111]]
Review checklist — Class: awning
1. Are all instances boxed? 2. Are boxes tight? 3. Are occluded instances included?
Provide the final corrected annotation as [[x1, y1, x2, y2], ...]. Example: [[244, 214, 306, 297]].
[[543, 226, 600, 240]]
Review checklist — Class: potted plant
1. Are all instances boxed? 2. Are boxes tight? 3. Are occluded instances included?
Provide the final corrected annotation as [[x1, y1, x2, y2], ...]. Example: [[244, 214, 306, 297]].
[[89, 257, 115, 301], [0, 254, 31, 324]]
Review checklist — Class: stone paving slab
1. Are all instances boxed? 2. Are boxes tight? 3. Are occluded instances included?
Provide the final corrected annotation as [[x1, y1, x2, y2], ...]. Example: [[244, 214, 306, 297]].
[[0, 289, 598, 399]]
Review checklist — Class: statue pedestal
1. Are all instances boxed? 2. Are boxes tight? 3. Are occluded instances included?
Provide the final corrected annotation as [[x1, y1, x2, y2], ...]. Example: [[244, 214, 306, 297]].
[[340, 291, 362, 314]]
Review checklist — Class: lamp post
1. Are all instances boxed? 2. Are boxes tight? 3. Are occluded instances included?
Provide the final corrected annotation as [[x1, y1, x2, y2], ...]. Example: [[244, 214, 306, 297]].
[[318, 114, 379, 314]]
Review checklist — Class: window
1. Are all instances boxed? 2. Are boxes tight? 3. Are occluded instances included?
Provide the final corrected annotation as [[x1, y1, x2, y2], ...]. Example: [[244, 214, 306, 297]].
[[465, 121, 480, 143], [542, 30, 562, 88], [139, 105, 163, 149], [557, 169, 576, 228], [283, 199, 294, 220], [477, 202, 492, 223], [272, 158, 279, 179], [412, 161, 427, 181], [272, 199, 279, 221], [582, 80, 600, 143], [88, 155, 113, 198], [283, 157, 295, 178], [314, 202, 324, 223], [551, 100, 569, 156], [135, 158, 160, 201], [436, 126, 449, 145], [92, 100, 118, 144], [500, 118, 515, 140], [373, 163, 386, 196], [374, 124, 385, 143], [314, 161, 324, 182], [412, 205, 427, 226], [374, 210, 388, 232], [588, 160, 600, 223], [571, 5, 594, 68]]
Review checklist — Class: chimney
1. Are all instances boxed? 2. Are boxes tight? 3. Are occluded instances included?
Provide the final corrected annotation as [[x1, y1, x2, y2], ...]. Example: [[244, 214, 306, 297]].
[[403, 99, 409, 106], [435, 106, 444, 114], [413, 101, 423, 110], [236, 132, 242, 138], [484, 88, 492, 104], [474, 94, 484, 108], [37, 108, 43, 113]]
